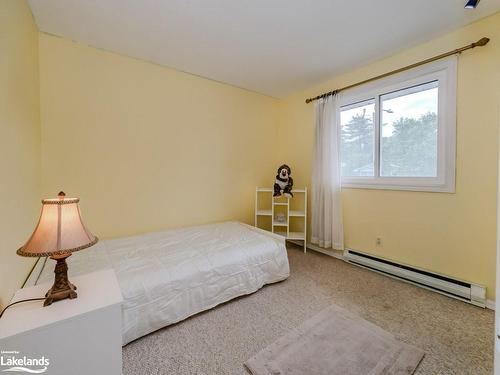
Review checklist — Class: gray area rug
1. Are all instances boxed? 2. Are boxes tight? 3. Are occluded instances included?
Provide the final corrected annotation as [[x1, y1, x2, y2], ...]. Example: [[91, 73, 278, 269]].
[[245, 304, 424, 375]]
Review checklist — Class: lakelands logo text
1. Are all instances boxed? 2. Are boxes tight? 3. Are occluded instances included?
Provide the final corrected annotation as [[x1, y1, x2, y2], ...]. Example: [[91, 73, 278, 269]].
[[0, 351, 49, 373]]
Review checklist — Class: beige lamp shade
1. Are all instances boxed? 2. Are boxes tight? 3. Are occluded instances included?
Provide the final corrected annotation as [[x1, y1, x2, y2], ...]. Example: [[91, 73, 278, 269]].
[[17, 192, 98, 258]]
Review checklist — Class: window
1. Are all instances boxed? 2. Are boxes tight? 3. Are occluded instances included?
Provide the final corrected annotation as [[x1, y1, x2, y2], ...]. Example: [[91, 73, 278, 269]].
[[340, 57, 456, 192], [380, 81, 438, 178]]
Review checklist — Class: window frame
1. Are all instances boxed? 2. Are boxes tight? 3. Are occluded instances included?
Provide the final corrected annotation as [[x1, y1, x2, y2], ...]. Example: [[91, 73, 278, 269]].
[[339, 57, 457, 193]]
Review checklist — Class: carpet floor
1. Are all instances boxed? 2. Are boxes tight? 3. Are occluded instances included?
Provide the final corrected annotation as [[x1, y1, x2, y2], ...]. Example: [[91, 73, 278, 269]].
[[123, 244, 494, 375]]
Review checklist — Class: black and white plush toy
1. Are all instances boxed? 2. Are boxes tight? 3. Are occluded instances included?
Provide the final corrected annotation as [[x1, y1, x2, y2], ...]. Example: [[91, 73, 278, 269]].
[[273, 164, 294, 198]]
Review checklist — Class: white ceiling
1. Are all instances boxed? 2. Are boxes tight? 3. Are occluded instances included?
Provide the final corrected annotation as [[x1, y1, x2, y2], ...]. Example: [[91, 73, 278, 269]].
[[28, 0, 500, 98]]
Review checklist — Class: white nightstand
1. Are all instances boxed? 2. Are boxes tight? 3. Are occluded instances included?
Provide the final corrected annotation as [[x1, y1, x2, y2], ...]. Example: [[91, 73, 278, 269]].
[[0, 269, 123, 375]]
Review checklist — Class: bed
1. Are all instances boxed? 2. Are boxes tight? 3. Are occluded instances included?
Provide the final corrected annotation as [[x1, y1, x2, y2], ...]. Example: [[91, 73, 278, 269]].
[[26, 221, 290, 345]]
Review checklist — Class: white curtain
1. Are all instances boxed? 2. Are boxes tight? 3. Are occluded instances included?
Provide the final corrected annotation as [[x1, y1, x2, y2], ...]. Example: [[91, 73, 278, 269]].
[[311, 94, 344, 250]]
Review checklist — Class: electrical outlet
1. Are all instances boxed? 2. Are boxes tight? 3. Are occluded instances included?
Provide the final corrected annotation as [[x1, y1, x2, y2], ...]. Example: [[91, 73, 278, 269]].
[[376, 237, 382, 246]]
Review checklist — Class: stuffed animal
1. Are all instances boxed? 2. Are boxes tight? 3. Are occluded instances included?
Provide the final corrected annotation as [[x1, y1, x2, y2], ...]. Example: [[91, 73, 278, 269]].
[[273, 164, 294, 198]]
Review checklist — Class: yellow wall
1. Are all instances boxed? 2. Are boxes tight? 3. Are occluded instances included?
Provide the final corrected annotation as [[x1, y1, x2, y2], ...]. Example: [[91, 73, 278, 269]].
[[39, 33, 280, 240], [0, 1, 41, 307], [278, 13, 500, 300]]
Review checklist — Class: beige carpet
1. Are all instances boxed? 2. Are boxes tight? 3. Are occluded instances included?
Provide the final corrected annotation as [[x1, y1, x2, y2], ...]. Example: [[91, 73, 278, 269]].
[[245, 304, 424, 375], [123, 244, 494, 375]]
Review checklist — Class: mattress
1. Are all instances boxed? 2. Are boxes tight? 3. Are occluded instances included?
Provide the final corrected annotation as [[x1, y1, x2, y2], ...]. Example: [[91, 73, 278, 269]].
[[27, 221, 290, 345]]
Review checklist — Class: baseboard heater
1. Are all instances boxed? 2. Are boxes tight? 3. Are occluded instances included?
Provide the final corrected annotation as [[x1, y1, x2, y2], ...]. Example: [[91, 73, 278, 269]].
[[344, 249, 486, 308]]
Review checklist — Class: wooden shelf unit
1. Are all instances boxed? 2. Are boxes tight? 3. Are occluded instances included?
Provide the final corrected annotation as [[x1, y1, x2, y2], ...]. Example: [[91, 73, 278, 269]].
[[255, 187, 307, 252]]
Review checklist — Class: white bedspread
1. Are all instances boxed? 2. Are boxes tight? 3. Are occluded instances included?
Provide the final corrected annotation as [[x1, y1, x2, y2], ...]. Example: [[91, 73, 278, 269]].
[[30, 221, 289, 345]]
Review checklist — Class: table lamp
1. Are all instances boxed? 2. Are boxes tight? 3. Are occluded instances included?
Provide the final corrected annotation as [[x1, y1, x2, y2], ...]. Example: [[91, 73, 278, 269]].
[[17, 192, 98, 306]]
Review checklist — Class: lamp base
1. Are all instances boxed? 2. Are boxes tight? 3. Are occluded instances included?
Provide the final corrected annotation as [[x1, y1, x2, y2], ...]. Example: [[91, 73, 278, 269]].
[[44, 254, 77, 306]]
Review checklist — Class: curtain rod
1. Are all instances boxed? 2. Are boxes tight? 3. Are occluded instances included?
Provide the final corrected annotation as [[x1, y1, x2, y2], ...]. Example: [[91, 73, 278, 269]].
[[305, 37, 490, 104]]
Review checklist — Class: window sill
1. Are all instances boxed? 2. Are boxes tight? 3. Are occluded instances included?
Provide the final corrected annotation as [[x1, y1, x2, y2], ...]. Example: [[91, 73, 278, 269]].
[[341, 181, 455, 193]]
